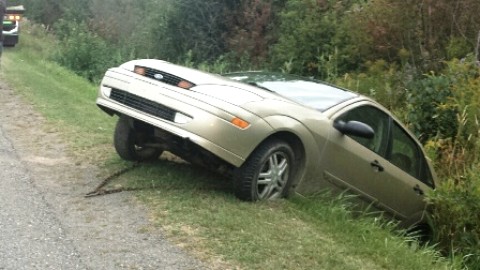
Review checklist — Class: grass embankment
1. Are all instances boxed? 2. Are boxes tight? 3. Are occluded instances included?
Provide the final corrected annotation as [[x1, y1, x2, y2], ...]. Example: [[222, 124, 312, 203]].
[[0, 23, 457, 269]]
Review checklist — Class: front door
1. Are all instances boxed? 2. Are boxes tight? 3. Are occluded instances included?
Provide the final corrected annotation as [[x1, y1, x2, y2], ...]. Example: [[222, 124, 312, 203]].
[[321, 105, 391, 206]]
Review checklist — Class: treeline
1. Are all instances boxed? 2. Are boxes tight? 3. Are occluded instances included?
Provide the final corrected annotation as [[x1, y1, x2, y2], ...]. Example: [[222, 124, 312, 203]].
[[19, 0, 480, 267], [20, 0, 480, 77]]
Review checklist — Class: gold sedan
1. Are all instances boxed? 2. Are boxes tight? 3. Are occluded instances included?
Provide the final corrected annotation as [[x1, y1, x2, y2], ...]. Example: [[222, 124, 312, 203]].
[[96, 59, 436, 229]]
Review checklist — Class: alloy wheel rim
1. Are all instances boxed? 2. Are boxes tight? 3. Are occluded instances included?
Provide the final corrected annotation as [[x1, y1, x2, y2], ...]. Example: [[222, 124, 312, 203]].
[[256, 151, 289, 200]]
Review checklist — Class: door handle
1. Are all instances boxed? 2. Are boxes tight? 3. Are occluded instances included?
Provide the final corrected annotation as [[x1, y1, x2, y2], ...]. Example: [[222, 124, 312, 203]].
[[370, 160, 384, 172], [413, 184, 424, 196]]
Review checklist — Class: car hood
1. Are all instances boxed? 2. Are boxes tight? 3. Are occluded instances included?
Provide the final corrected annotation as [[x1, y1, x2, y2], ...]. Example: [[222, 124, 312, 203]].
[[119, 59, 296, 106]]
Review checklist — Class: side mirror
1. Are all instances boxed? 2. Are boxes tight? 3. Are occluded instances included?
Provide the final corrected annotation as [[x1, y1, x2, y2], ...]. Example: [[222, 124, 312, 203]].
[[333, 120, 375, 139]]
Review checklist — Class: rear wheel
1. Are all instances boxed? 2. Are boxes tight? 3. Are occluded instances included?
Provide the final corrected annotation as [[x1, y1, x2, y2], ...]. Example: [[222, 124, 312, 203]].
[[114, 115, 163, 161], [234, 139, 295, 201], [408, 223, 433, 244]]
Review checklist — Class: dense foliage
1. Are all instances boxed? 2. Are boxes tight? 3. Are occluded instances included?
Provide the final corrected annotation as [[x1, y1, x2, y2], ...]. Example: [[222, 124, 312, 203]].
[[17, 0, 480, 267]]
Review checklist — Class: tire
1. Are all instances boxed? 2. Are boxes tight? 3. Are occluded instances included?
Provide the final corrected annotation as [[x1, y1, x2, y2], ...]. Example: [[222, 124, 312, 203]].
[[408, 223, 433, 244], [114, 115, 163, 161], [234, 139, 295, 201]]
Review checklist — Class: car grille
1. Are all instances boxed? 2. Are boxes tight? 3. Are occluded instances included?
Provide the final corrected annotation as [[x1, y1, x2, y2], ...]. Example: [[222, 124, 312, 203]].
[[110, 88, 176, 121], [138, 66, 195, 88]]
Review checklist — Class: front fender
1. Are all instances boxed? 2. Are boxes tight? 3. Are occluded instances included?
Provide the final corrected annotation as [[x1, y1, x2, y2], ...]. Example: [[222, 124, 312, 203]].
[[261, 115, 326, 192]]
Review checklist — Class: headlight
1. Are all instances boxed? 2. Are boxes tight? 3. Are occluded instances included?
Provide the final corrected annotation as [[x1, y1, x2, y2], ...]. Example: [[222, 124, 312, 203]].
[[7, 15, 21, 21], [101, 85, 112, 97], [119, 61, 136, 72], [174, 112, 193, 124]]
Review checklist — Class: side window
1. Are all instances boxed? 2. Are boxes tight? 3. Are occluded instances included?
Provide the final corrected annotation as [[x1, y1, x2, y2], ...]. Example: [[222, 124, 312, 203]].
[[336, 105, 389, 157], [390, 122, 434, 187]]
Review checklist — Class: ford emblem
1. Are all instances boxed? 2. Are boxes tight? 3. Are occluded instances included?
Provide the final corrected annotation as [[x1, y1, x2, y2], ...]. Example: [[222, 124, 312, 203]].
[[154, 74, 164, 80]]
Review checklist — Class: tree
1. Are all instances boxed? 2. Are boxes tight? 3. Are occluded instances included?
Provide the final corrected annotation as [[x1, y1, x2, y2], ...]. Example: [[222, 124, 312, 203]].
[[151, 0, 234, 62], [271, 0, 362, 77], [346, 0, 480, 72], [226, 0, 275, 65], [22, 0, 65, 26]]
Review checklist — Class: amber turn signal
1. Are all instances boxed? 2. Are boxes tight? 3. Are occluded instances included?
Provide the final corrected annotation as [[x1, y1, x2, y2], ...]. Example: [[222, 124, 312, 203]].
[[177, 80, 194, 89], [231, 117, 250, 129], [134, 66, 146, 76]]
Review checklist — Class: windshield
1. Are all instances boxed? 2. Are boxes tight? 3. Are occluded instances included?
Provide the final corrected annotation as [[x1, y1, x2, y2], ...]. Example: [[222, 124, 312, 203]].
[[224, 72, 357, 111]]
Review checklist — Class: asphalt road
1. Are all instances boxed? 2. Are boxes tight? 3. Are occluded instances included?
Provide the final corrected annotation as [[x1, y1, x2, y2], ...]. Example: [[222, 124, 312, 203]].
[[0, 126, 84, 268], [0, 83, 205, 269]]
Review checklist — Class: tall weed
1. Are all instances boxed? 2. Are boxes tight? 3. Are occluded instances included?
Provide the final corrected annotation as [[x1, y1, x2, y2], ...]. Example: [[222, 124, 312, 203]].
[[422, 56, 480, 176], [335, 59, 416, 112], [445, 57, 480, 167], [427, 168, 480, 269], [423, 56, 480, 269]]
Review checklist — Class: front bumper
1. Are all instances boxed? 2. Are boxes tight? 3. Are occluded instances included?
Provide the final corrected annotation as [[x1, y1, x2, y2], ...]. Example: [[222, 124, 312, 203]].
[[2, 34, 18, 46], [97, 68, 273, 167]]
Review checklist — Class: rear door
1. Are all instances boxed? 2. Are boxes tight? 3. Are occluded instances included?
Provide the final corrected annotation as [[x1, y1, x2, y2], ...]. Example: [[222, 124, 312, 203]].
[[371, 121, 434, 217]]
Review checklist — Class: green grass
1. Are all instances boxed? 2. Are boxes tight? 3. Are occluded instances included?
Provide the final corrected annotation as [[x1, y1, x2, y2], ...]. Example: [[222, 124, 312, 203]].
[[0, 23, 458, 269], [1, 22, 116, 164]]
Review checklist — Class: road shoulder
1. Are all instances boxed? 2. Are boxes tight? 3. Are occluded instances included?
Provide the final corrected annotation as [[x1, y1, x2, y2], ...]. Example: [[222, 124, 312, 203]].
[[0, 78, 205, 269]]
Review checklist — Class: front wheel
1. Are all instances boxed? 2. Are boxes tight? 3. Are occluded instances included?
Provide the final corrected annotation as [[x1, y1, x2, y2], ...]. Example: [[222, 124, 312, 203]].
[[114, 115, 163, 161], [234, 139, 295, 201]]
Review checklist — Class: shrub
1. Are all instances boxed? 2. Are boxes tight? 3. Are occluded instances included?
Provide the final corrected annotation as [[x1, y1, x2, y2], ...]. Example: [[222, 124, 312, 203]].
[[421, 56, 480, 177], [406, 74, 457, 142], [427, 167, 480, 269], [53, 20, 120, 83], [424, 56, 480, 269]]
